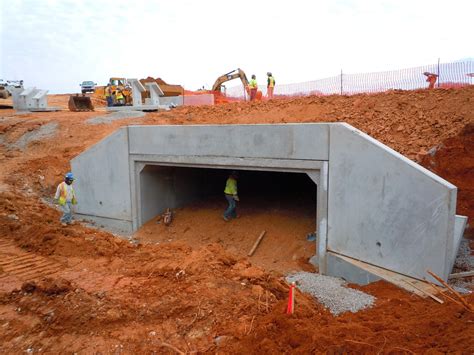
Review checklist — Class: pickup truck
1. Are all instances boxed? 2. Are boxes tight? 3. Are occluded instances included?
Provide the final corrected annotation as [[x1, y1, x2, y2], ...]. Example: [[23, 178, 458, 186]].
[[80, 81, 97, 94]]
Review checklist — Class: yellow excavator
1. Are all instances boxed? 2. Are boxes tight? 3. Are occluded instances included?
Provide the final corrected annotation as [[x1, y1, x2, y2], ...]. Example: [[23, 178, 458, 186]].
[[212, 68, 262, 100]]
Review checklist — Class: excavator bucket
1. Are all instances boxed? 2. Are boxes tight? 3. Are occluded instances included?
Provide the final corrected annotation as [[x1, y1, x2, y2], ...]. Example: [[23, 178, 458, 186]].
[[68, 95, 94, 112]]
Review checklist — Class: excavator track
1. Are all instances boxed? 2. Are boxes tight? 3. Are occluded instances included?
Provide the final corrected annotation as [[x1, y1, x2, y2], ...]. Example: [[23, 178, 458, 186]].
[[0, 239, 62, 281]]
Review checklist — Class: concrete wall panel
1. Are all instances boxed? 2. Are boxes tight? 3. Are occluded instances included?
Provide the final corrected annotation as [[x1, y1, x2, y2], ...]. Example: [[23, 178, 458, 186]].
[[327, 124, 456, 281], [71, 128, 132, 221], [128, 124, 329, 161]]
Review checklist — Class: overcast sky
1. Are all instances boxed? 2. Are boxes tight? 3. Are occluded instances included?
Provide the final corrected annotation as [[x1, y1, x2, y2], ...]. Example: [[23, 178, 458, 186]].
[[1, 0, 473, 93]]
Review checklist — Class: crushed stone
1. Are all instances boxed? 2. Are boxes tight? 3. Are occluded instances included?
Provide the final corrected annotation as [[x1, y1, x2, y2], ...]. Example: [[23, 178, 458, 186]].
[[449, 238, 473, 293], [86, 111, 145, 125], [453, 238, 474, 272], [13, 122, 58, 150], [286, 272, 376, 316]]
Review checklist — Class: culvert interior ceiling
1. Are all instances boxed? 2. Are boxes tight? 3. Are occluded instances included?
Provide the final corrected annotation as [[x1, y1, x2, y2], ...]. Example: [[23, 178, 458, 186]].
[[139, 165, 317, 226]]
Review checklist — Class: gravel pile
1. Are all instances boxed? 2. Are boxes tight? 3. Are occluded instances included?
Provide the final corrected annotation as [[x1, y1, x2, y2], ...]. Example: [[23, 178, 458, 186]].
[[86, 111, 145, 125], [453, 239, 474, 271], [450, 238, 473, 294], [286, 272, 376, 316], [12, 122, 58, 150]]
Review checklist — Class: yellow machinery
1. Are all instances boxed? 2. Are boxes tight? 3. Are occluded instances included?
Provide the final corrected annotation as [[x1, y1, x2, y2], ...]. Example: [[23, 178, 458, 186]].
[[212, 68, 249, 93], [94, 77, 132, 105], [211, 68, 262, 100]]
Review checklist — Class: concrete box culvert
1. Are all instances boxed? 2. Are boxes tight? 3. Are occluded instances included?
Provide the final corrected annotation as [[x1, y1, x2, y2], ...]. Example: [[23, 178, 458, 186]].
[[71, 123, 467, 284], [137, 165, 317, 230]]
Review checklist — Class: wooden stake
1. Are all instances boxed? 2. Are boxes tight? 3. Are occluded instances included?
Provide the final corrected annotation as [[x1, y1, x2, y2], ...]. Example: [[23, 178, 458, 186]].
[[403, 280, 443, 304], [429, 283, 466, 309], [427, 269, 473, 311], [248, 230, 266, 256], [449, 271, 474, 279]]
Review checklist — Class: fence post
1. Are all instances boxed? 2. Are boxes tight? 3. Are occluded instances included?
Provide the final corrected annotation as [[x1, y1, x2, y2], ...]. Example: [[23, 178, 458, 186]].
[[340, 69, 343, 95], [437, 58, 440, 88]]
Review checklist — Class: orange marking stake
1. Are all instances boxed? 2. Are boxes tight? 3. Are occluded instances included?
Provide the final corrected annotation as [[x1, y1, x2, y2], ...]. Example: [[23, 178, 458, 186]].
[[286, 282, 296, 314]]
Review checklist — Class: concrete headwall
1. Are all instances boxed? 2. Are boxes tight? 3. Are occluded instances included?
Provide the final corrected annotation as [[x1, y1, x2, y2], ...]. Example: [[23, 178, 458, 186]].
[[128, 124, 330, 160]]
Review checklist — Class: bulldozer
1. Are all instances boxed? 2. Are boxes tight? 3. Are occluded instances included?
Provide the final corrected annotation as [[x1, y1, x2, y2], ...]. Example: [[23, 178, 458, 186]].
[[212, 68, 262, 100]]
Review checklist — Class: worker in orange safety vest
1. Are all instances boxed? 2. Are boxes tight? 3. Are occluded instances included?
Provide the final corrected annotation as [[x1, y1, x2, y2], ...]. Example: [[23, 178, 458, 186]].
[[54, 172, 78, 226], [423, 72, 438, 89], [248, 75, 258, 101], [267, 72, 275, 99]]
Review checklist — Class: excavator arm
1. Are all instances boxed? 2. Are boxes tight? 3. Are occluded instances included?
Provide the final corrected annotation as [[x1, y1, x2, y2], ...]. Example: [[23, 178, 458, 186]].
[[212, 68, 249, 92]]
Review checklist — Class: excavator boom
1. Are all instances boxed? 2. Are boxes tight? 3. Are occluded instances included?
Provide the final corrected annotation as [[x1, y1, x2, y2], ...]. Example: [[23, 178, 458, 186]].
[[212, 68, 249, 92]]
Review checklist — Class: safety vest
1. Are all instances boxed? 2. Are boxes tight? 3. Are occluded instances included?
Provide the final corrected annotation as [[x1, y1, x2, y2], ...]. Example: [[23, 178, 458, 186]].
[[115, 91, 124, 100], [58, 182, 77, 206], [104, 87, 111, 97], [249, 79, 258, 89], [267, 76, 275, 87], [224, 177, 237, 195]]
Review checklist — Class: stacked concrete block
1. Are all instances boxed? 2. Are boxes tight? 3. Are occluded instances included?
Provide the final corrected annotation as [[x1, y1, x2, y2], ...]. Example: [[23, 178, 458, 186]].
[[12, 87, 60, 112]]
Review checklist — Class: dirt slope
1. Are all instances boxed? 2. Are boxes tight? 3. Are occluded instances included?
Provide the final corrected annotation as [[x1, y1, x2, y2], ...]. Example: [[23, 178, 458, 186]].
[[0, 87, 473, 353]]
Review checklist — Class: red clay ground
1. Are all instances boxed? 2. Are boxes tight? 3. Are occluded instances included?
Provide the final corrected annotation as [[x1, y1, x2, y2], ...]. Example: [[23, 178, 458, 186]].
[[0, 87, 473, 353]]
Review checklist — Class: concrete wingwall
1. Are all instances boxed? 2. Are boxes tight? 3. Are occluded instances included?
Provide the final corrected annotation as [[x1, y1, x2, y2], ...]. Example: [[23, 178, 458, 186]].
[[71, 128, 133, 234], [71, 123, 466, 282], [327, 123, 457, 281]]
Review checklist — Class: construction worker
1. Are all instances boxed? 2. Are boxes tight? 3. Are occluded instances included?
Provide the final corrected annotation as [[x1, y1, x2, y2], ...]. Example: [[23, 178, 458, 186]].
[[115, 89, 125, 105], [267, 72, 275, 99], [223, 171, 239, 221], [104, 85, 113, 107], [54, 172, 78, 226], [423, 72, 438, 89], [248, 75, 258, 101]]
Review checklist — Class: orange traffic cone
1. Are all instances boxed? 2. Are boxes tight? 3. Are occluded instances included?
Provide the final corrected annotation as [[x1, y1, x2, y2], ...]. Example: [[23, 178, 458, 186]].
[[286, 282, 296, 314]]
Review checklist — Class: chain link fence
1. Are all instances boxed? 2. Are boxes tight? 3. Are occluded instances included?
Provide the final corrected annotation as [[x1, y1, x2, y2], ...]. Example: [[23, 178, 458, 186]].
[[225, 60, 474, 100]]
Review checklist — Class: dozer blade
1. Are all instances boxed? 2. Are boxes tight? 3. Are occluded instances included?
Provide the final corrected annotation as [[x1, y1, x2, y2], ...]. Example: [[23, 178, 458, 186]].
[[68, 95, 94, 112]]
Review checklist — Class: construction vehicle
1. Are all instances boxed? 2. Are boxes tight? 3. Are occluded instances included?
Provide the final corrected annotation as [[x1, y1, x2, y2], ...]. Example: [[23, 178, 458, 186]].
[[211, 68, 262, 100], [0, 79, 24, 99], [93, 77, 132, 105]]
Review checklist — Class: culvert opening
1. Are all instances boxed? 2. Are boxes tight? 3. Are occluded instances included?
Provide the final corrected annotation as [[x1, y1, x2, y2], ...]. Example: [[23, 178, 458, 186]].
[[136, 165, 317, 273]]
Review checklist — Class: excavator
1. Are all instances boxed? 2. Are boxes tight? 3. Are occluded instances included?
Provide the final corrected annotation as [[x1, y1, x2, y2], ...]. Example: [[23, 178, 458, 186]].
[[212, 68, 262, 100]]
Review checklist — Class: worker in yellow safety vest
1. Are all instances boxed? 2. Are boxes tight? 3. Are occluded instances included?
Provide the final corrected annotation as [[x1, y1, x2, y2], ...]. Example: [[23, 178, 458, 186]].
[[248, 75, 258, 101], [104, 85, 113, 107], [267, 72, 275, 99], [115, 89, 125, 106], [223, 171, 239, 221], [54, 172, 78, 226]]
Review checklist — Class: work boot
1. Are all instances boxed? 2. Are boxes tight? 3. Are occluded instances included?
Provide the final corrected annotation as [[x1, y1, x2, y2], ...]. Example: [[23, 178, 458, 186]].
[[223, 215, 229, 222]]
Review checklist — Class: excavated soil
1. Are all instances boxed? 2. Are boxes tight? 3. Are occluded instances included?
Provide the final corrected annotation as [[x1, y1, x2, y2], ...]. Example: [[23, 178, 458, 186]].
[[1, 87, 474, 353]]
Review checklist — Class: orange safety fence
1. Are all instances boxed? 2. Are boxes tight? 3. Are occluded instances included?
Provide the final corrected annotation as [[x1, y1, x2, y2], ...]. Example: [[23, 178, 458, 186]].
[[222, 60, 474, 102]]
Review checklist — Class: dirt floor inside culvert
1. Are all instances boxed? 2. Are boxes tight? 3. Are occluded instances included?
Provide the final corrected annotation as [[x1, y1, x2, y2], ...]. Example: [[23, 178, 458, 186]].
[[1, 87, 474, 353]]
